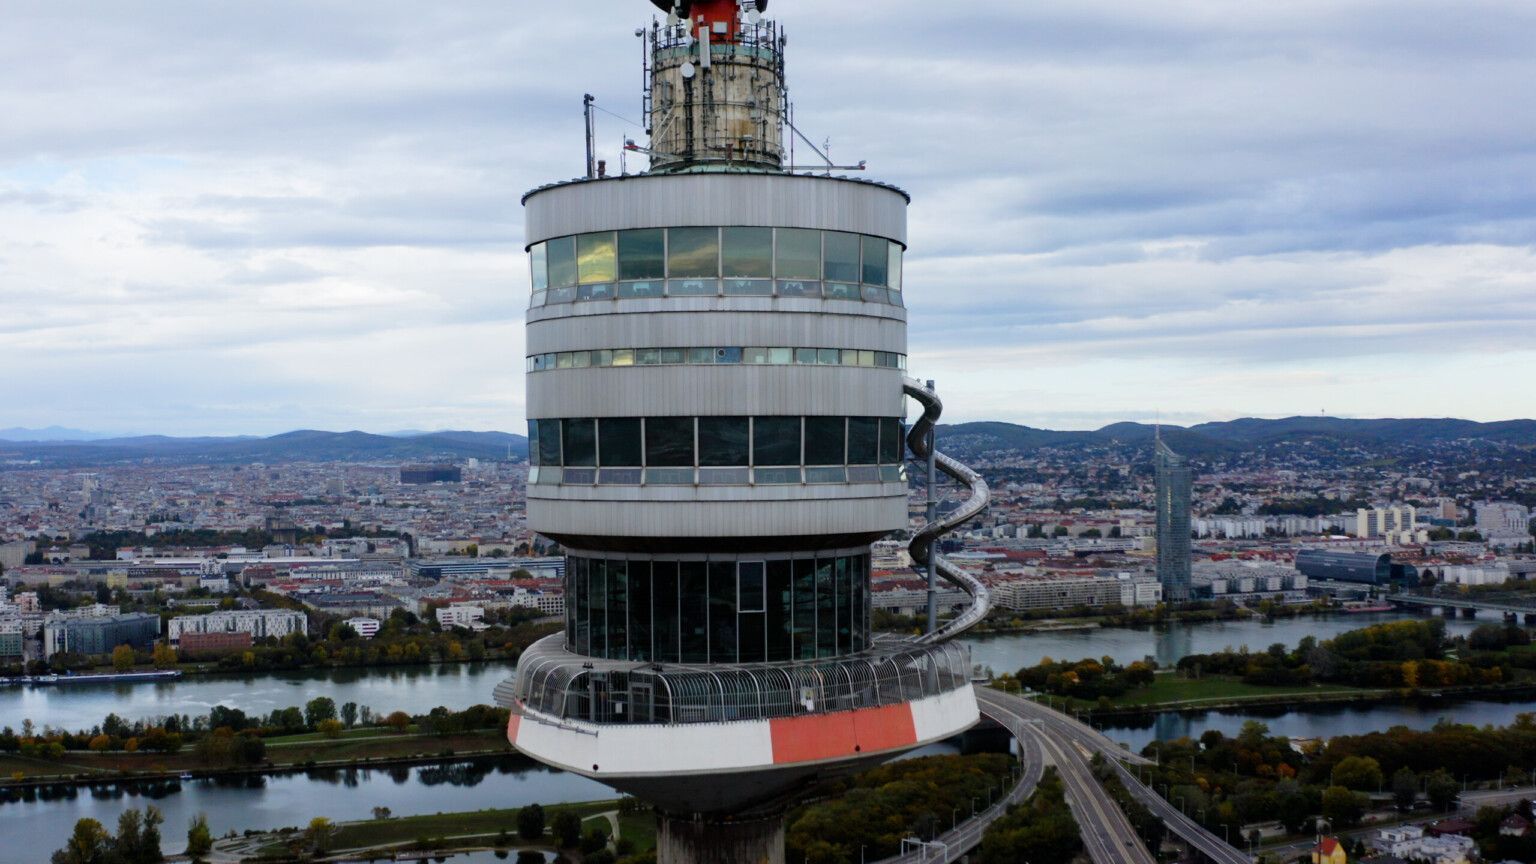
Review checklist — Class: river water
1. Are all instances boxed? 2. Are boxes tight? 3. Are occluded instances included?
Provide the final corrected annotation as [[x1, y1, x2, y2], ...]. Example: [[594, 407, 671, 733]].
[[1, 662, 516, 733], [0, 612, 1518, 858], [0, 755, 609, 861]]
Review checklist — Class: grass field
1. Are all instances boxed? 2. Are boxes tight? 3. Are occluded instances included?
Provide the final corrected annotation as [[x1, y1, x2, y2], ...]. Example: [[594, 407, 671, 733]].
[[0, 728, 511, 781], [327, 800, 628, 850]]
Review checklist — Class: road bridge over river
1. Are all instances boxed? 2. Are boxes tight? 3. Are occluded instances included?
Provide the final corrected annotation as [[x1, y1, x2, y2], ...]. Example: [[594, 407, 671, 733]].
[[874, 686, 1253, 864]]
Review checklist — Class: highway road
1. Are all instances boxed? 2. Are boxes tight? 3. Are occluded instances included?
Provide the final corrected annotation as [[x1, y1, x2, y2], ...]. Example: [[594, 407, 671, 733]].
[[978, 686, 1152, 767], [877, 709, 1044, 863], [981, 686, 1251, 864], [979, 689, 1155, 864]]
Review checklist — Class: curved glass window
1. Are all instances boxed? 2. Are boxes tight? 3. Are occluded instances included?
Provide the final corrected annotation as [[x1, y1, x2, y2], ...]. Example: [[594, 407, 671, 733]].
[[722, 227, 773, 277], [823, 232, 861, 283], [546, 237, 577, 289], [862, 236, 888, 287], [698, 417, 750, 466], [528, 227, 906, 308], [577, 233, 617, 284], [645, 417, 695, 467], [667, 227, 719, 278], [528, 346, 904, 372], [564, 552, 871, 662], [598, 418, 642, 467], [618, 229, 665, 280], [562, 419, 596, 467], [530, 415, 904, 484]]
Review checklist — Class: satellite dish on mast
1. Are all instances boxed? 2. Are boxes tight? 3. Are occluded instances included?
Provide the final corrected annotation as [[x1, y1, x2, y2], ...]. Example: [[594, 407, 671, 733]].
[[680, 61, 696, 79]]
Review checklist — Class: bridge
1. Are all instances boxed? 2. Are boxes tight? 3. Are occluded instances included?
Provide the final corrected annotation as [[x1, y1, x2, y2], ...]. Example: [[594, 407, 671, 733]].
[[1388, 593, 1536, 620], [874, 686, 1253, 864]]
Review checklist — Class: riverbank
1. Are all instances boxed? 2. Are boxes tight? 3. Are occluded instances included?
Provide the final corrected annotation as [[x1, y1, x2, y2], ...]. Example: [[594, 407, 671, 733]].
[[1010, 674, 1536, 718], [0, 727, 513, 787], [220, 799, 649, 862]]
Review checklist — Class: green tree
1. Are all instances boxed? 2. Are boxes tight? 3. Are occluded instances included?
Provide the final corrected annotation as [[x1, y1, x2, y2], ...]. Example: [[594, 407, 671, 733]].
[[1426, 769, 1460, 811], [111, 645, 135, 672], [1391, 767, 1418, 810], [517, 803, 546, 841], [304, 696, 337, 729], [340, 702, 359, 728], [1321, 786, 1365, 828], [185, 814, 213, 863], [1332, 755, 1384, 792], [552, 811, 584, 848]]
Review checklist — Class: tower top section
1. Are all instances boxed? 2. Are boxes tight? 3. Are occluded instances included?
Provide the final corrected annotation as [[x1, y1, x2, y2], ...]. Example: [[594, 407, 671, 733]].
[[640, 0, 787, 173]]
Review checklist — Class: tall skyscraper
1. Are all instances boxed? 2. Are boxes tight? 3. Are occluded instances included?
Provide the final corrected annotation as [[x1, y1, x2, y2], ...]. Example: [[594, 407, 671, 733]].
[[1155, 435, 1192, 602], [496, 3, 991, 862]]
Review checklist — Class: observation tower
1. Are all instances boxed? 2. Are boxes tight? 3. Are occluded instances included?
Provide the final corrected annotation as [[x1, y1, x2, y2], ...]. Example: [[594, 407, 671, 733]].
[[497, 2, 992, 861]]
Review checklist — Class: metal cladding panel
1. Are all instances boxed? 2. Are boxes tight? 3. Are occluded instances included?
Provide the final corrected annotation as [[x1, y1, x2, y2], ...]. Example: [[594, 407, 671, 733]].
[[527, 309, 907, 354], [528, 296, 908, 325], [527, 494, 906, 538], [510, 687, 976, 778], [524, 174, 908, 246], [527, 366, 905, 417]]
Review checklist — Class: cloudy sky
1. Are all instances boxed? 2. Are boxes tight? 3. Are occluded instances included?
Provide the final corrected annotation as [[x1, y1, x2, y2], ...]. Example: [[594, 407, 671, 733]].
[[3, 0, 1534, 436]]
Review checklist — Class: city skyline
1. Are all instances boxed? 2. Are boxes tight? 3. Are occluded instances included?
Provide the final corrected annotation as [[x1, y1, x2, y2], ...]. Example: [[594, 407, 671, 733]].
[[5, 0, 1536, 436]]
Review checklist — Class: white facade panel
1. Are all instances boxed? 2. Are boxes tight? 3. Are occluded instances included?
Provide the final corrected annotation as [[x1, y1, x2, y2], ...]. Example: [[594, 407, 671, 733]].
[[529, 494, 907, 539], [527, 308, 907, 355], [524, 174, 909, 246], [528, 366, 905, 418]]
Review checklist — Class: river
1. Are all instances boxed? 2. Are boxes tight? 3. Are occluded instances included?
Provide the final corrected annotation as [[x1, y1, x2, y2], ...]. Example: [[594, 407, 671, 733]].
[[1, 662, 515, 733], [0, 612, 1518, 858], [0, 755, 610, 861]]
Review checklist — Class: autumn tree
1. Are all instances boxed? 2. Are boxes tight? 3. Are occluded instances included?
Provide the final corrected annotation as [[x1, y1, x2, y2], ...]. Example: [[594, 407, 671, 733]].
[[384, 711, 412, 733], [151, 643, 178, 670], [111, 645, 135, 672]]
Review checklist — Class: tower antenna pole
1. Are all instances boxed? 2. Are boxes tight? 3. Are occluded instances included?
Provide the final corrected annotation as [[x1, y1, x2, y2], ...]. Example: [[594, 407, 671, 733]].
[[584, 94, 597, 179], [926, 378, 938, 633]]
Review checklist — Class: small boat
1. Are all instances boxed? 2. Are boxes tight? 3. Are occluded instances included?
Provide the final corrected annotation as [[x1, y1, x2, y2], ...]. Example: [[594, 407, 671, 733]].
[[178, 772, 194, 781], [1341, 602, 1394, 614]]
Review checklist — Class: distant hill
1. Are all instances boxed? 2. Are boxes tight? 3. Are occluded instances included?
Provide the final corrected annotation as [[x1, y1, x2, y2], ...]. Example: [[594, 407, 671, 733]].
[[0, 426, 118, 442], [3, 416, 1530, 469], [937, 416, 1536, 458], [0, 430, 528, 467]]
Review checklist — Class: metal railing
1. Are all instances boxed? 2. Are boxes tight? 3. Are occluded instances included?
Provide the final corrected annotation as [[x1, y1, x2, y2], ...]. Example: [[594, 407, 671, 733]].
[[502, 633, 972, 726]]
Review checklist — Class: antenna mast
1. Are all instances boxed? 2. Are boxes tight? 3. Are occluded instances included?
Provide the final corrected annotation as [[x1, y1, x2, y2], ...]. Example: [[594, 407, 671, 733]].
[[583, 94, 597, 179]]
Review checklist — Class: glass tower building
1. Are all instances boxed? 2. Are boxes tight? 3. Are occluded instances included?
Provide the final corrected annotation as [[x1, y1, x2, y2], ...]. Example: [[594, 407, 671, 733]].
[[1155, 437, 1193, 602]]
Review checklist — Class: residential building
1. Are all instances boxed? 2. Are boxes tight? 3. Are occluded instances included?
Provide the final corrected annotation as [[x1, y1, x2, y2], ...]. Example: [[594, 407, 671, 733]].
[[344, 617, 381, 639], [1312, 836, 1347, 864], [436, 605, 485, 629], [166, 609, 308, 645], [178, 630, 253, 655]]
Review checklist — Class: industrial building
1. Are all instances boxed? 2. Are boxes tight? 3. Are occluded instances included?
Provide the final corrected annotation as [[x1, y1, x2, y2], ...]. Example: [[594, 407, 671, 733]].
[[1294, 548, 1417, 585], [42, 612, 159, 657]]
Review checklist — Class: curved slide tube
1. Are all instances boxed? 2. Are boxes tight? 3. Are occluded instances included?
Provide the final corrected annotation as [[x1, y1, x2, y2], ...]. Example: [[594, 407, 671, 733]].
[[904, 377, 992, 643]]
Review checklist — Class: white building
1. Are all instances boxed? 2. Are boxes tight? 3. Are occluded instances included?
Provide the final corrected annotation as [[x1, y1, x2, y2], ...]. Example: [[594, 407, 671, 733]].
[[436, 605, 485, 629], [1356, 505, 1417, 542], [992, 575, 1162, 611], [166, 609, 308, 645], [1441, 562, 1512, 586], [344, 617, 380, 639], [1478, 501, 1532, 545], [1376, 825, 1474, 864]]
